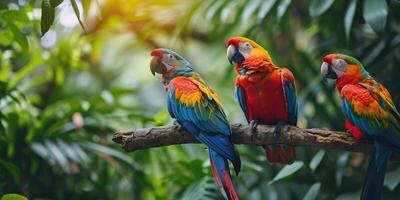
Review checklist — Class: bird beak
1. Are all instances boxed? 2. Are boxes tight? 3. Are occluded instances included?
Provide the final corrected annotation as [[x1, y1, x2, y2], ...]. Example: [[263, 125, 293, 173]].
[[320, 62, 337, 80], [150, 56, 166, 76], [227, 44, 244, 64], [227, 44, 236, 64]]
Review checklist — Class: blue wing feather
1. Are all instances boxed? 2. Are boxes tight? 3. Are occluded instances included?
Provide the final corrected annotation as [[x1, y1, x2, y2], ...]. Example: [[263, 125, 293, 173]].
[[341, 97, 400, 151], [167, 84, 240, 173], [235, 86, 249, 122], [283, 79, 298, 125]]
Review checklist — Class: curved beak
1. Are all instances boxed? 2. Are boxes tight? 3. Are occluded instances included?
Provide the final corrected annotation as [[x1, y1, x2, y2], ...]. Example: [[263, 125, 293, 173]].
[[150, 56, 166, 76], [320, 62, 338, 80], [227, 44, 244, 64]]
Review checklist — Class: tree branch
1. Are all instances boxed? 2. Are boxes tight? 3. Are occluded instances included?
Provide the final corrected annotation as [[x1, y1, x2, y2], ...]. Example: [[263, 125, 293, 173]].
[[112, 123, 375, 154]]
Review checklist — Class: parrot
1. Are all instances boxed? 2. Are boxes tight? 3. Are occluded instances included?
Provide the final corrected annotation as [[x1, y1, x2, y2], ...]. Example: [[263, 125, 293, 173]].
[[149, 48, 241, 200], [226, 36, 297, 165], [320, 53, 400, 200]]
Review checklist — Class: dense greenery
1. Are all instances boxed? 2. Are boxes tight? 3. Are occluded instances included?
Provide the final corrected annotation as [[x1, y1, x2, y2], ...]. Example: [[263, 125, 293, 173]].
[[1, 0, 400, 199]]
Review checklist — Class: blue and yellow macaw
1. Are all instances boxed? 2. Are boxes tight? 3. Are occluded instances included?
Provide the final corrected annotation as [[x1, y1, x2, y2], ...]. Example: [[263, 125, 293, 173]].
[[150, 48, 241, 200], [321, 53, 400, 200]]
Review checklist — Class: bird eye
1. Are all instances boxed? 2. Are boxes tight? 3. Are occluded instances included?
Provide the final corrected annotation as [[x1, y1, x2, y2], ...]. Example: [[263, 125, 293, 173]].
[[334, 59, 347, 70], [244, 42, 251, 48], [168, 54, 174, 59]]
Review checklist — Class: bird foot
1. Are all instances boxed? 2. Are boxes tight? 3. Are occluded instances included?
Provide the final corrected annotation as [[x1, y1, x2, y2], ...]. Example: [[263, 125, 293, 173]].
[[173, 120, 183, 131], [273, 121, 287, 143], [249, 120, 260, 141]]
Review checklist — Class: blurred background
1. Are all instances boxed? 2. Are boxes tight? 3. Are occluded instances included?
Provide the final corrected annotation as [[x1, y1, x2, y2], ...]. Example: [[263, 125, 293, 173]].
[[1, 0, 400, 199]]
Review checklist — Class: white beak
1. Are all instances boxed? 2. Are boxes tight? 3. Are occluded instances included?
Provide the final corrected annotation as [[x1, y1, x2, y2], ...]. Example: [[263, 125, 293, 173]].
[[320, 62, 329, 77], [227, 44, 237, 63]]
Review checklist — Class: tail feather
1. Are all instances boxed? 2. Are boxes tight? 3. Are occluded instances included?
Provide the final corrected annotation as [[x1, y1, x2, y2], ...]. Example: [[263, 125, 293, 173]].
[[195, 131, 241, 175], [361, 142, 391, 200], [209, 149, 239, 200], [264, 144, 295, 164]]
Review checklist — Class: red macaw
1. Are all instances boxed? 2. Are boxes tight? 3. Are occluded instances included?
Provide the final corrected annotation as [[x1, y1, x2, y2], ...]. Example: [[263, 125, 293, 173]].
[[150, 48, 241, 200], [226, 37, 297, 164], [321, 53, 400, 200]]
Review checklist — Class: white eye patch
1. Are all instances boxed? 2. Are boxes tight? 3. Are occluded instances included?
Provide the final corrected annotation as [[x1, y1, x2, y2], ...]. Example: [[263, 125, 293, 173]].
[[331, 58, 347, 77], [238, 42, 253, 58], [162, 54, 177, 69]]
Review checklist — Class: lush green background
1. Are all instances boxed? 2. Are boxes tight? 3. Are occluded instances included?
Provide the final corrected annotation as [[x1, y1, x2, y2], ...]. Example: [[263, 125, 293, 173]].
[[1, 0, 400, 199]]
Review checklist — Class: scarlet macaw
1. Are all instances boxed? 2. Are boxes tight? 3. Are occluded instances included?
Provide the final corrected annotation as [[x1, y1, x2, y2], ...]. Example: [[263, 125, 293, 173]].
[[226, 37, 297, 164], [321, 53, 400, 200], [150, 48, 241, 200]]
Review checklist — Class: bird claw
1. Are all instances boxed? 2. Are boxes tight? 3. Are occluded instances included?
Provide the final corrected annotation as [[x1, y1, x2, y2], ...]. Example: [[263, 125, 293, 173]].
[[249, 120, 259, 141], [173, 120, 183, 131], [273, 121, 287, 143]]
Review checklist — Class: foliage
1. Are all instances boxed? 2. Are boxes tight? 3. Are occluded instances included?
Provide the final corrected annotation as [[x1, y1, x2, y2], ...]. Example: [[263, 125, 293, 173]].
[[0, 0, 400, 199]]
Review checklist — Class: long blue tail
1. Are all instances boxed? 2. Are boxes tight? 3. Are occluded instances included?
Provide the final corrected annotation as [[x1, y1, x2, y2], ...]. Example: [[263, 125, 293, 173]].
[[209, 149, 239, 200], [361, 142, 391, 200]]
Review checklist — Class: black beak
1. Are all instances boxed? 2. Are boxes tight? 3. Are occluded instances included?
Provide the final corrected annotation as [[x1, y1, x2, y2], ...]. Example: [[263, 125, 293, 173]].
[[326, 66, 338, 79], [227, 44, 245, 64]]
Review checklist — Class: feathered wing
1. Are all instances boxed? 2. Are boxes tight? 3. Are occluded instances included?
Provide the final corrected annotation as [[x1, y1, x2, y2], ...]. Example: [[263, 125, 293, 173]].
[[235, 85, 249, 122], [265, 68, 297, 164], [281, 68, 298, 126], [166, 75, 240, 200], [340, 83, 400, 200], [340, 83, 400, 149]]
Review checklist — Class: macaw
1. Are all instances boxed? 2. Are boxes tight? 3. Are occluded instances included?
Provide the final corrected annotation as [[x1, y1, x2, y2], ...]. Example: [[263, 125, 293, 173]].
[[226, 37, 297, 164], [321, 53, 400, 200], [150, 48, 241, 200]]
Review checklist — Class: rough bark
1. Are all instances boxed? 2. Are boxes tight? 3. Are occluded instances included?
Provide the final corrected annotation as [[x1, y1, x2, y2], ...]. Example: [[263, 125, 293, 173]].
[[112, 124, 375, 154]]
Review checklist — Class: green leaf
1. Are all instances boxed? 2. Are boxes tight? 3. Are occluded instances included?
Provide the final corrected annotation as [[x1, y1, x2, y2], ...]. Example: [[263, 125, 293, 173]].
[[181, 177, 218, 200], [257, 0, 277, 21], [81, 142, 135, 166], [0, 29, 13, 46], [1, 194, 28, 200], [384, 167, 400, 190], [309, 150, 326, 172], [45, 141, 70, 172], [57, 140, 84, 164], [41, 0, 55, 37], [8, 23, 28, 50], [309, 0, 335, 17], [8, 53, 42, 89], [242, 0, 261, 22], [220, 1, 239, 23], [0, 158, 20, 184], [153, 109, 169, 126], [71, 0, 86, 32], [363, 0, 388, 33], [206, 0, 225, 20], [344, 0, 357, 42], [269, 161, 303, 184], [0, 3, 7, 11], [0, 10, 29, 23], [31, 142, 50, 158], [276, 0, 292, 22], [336, 152, 349, 188], [0, 81, 8, 98], [50, 0, 63, 7], [302, 182, 321, 200]]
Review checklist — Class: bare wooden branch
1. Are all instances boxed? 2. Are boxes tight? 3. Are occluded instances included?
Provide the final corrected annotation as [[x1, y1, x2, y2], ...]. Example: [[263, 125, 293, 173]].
[[112, 123, 375, 154]]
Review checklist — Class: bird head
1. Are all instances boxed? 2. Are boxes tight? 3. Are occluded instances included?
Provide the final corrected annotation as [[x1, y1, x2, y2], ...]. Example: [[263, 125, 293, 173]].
[[320, 54, 366, 80], [150, 48, 191, 76], [226, 36, 271, 65]]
